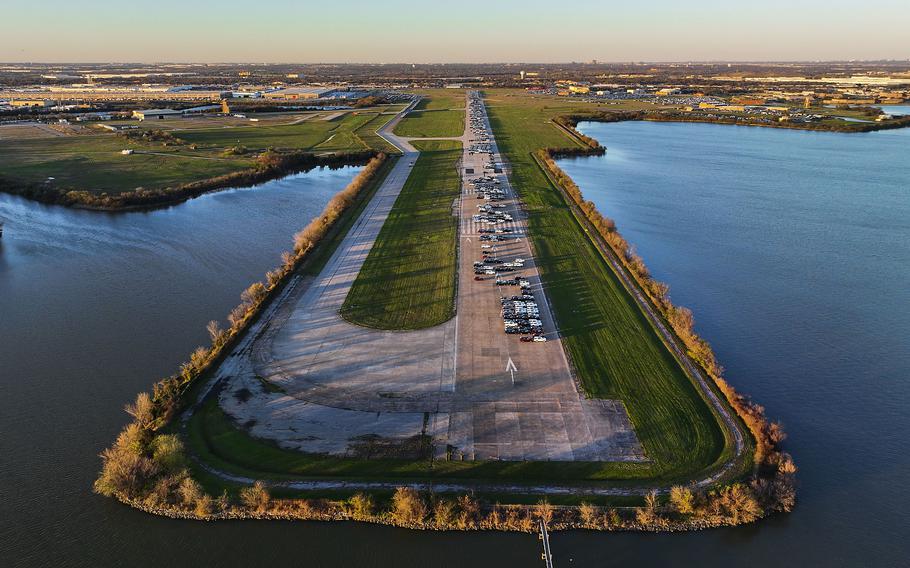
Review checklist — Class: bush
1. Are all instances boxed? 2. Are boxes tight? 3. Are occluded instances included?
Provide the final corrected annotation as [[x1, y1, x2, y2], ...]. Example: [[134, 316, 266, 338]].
[[239, 481, 270, 513], [150, 434, 186, 472], [391, 487, 426, 525], [669, 486, 695, 515], [347, 493, 375, 519]]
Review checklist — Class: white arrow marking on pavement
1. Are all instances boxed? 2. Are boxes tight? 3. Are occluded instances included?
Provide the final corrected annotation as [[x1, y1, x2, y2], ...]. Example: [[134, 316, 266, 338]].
[[506, 357, 518, 386]]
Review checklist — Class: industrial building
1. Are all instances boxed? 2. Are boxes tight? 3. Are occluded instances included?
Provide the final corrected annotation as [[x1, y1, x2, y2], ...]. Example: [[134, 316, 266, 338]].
[[262, 87, 339, 101], [9, 99, 53, 108], [132, 108, 183, 120]]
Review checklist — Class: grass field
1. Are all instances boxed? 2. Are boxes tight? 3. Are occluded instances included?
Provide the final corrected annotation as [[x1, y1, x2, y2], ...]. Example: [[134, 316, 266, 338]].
[[410, 89, 467, 111], [393, 109, 465, 138], [483, 91, 731, 478], [340, 139, 462, 330], [0, 109, 397, 194], [0, 135, 253, 192]]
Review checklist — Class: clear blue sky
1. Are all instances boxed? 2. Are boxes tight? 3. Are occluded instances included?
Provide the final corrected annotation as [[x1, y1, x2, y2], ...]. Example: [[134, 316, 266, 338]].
[[2, 0, 908, 63]]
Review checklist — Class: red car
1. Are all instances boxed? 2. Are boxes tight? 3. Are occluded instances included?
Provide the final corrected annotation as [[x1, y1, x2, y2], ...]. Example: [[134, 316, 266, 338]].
[[474, 276, 484, 281], [519, 336, 533, 342]]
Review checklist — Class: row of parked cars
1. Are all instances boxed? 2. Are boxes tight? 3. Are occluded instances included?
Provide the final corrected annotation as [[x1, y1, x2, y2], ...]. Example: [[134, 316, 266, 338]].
[[468, 94, 494, 156], [502, 295, 546, 341], [467, 92, 545, 343]]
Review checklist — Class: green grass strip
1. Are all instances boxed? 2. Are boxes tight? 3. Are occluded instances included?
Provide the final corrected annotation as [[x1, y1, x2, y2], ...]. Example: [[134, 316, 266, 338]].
[[341, 139, 462, 330]]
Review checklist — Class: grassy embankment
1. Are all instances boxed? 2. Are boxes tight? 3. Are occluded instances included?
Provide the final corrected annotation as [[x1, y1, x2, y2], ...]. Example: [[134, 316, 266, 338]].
[[0, 108, 398, 199], [340, 139, 462, 329]]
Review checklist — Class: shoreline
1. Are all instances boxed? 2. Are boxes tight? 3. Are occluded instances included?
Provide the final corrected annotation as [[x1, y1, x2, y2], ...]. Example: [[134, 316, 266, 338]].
[[0, 149, 382, 212]]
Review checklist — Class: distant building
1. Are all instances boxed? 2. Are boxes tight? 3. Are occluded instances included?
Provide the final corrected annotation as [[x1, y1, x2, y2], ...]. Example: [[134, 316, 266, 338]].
[[10, 99, 53, 108], [568, 85, 590, 94], [262, 87, 338, 100], [132, 108, 183, 120]]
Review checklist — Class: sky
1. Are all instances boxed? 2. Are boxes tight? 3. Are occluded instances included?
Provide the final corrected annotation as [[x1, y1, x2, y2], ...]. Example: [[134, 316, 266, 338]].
[[1, 0, 908, 63]]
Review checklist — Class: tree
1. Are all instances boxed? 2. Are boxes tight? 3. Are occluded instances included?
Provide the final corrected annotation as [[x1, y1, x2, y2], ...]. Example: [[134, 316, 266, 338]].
[[206, 320, 223, 345], [217, 489, 231, 513], [535, 499, 554, 524], [241, 282, 267, 307], [669, 486, 695, 515], [178, 477, 203, 506], [189, 346, 209, 371], [579, 502, 599, 527], [456, 494, 480, 529], [433, 499, 456, 528], [240, 481, 270, 513], [93, 435, 158, 499], [195, 494, 214, 517], [347, 493, 375, 519], [124, 392, 154, 427], [719, 484, 762, 524], [390, 487, 426, 525], [636, 490, 660, 525]]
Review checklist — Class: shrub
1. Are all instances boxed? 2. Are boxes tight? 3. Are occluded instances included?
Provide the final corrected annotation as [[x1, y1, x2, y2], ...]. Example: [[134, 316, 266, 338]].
[[195, 494, 214, 517], [124, 392, 154, 428], [178, 477, 203, 506], [149, 434, 186, 472], [391, 487, 426, 525], [456, 494, 480, 529], [239, 481, 270, 513], [347, 493, 375, 520], [433, 499, 456, 528], [670, 486, 696, 515]]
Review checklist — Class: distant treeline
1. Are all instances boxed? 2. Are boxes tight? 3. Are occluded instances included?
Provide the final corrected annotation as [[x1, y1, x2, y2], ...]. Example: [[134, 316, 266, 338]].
[[645, 110, 910, 133], [0, 149, 378, 210]]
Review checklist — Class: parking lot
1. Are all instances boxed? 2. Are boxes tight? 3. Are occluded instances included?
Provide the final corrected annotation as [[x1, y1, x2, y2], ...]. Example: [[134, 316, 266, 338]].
[[448, 92, 644, 462]]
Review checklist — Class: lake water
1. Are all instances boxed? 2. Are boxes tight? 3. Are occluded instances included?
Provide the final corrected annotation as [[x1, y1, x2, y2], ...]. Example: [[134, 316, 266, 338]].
[[2, 121, 909, 567], [879, 104, 910, 116], [554, 121, 910, 566]]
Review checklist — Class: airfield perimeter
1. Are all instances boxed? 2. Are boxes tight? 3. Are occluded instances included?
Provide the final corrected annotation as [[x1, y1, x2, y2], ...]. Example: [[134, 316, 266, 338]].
[[214, 92, 645, 463]]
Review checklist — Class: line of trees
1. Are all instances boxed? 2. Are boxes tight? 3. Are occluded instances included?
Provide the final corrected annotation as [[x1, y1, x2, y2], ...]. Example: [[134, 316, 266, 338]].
[[647, 110, 910, 133], [94, 153, 389, 503], [536, 136, 796, 515], [0, 149, 377, 210], [111, 482, 776, 532]]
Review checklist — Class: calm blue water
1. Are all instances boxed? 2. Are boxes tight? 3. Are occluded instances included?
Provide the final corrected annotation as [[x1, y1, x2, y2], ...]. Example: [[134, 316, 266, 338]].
[[556, 121, 910, 566], [879, 104, 910, 116]]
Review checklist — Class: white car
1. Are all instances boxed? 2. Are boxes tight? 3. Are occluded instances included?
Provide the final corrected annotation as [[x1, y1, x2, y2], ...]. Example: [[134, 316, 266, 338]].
[[532, 336, 547, 342]]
